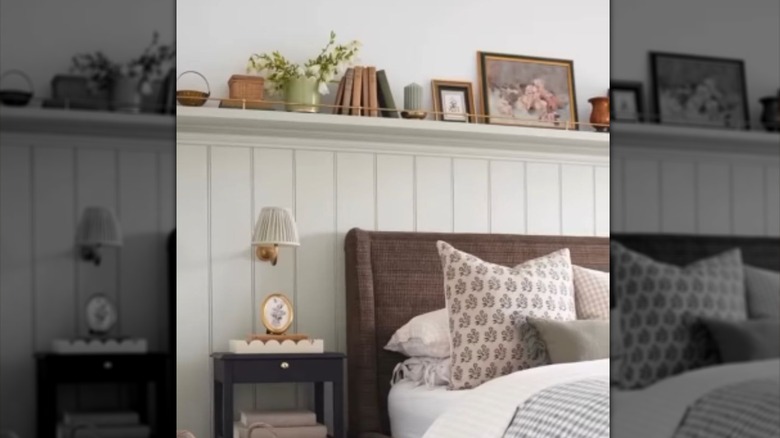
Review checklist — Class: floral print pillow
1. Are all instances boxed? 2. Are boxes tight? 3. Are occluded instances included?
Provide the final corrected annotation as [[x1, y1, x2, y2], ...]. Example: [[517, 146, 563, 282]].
[[437, 241, 576, 390]]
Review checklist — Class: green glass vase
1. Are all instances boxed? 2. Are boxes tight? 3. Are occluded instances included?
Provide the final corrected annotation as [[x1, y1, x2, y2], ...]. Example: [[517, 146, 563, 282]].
[[284, 77, 320, 113]]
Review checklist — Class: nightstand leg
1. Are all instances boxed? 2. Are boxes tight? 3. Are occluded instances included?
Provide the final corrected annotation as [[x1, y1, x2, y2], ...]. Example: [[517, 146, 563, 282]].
[[314, 382, 324, 424], [222, 378, 234, 438], [214, 380, 222, 438], [333, 379, 344, 438]]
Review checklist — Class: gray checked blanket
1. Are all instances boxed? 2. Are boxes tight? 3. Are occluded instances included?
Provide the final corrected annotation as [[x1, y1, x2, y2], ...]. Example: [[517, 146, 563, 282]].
[[503, 377, 609, 438], [673, 378, 780, 438]]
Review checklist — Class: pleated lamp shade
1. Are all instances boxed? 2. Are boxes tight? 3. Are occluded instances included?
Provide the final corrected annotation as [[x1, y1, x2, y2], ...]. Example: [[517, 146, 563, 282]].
[[76, 207, 123, 247], [252, 207, 300, 246]]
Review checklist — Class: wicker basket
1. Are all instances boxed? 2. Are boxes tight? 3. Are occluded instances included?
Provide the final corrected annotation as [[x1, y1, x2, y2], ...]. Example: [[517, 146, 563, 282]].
[[228, 74, 265, 101], [176, 70, 210, 106]]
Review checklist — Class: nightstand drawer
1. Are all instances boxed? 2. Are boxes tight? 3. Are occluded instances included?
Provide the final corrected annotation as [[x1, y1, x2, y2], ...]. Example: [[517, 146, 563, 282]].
[[42, 354, 160, 382], [230, 357, 343, 383]]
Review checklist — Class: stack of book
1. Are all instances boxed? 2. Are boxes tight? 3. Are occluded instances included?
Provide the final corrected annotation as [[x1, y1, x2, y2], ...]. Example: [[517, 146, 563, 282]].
[[234, 409, 328, 438], [332, 66, 400, 118], [57, 411, 149, 438]]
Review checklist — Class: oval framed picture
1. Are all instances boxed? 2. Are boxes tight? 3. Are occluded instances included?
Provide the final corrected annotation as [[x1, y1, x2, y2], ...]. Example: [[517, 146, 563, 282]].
[[261, 293, 294, 335], [85, 293, 117, 335]]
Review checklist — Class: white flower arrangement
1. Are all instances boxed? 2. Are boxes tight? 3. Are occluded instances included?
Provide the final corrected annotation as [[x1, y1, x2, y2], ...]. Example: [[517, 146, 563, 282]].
[[246, 31, 360, 95]]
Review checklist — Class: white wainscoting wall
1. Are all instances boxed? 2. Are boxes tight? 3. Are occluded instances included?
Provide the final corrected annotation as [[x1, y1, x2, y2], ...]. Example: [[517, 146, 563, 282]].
[[0, 110, 174, 438], [176, 109, 610, 437], [611, 124, 780, 236]]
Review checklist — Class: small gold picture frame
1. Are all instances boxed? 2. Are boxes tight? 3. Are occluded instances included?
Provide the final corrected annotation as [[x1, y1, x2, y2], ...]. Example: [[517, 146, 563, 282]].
[[431, 79, 476, 123], [260, 293, 294, 335]]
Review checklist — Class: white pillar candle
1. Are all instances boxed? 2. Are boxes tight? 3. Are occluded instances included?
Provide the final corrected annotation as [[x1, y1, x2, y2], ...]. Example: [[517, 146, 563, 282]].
[[404, 83, 423, 110]]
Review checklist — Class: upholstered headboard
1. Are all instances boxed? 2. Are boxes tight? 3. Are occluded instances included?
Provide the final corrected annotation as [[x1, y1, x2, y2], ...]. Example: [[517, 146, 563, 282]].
[[344, 228, 609, 438], [611, 233, 780, 307]]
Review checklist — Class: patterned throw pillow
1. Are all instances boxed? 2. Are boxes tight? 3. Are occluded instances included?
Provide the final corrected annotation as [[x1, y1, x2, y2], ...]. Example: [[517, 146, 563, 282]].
[[572, 265, 610, 320], [612, 242, 747, 390], [437, 241, 576, 390]]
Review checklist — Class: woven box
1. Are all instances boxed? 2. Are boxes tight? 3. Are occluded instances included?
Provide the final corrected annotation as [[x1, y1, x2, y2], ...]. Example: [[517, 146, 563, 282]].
[[228, 75, 265, 101]]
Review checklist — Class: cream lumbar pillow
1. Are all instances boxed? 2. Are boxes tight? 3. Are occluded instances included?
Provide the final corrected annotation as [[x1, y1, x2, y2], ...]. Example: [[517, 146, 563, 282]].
[[572, 265, 610, 320], [437, 241, 576, 390], [385, 308, 450, 358]]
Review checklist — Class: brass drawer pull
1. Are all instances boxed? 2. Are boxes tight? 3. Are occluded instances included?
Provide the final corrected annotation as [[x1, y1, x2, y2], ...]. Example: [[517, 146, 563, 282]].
[[103, 361, 113, 370], [280, 361, 289, 369]]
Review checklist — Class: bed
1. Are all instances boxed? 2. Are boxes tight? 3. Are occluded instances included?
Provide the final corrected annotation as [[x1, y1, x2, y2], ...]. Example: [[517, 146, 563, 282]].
[[611, 233, 780, 438], [344, 228, 610, 438]]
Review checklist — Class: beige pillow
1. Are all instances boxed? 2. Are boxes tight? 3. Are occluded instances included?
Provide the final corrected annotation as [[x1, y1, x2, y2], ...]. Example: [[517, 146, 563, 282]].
[[572, 265, 610, 320], [743, 265, 780, 320], [437, 241, 576, 390], [527, 317, 610, 364], [385, 308, 450, 358]]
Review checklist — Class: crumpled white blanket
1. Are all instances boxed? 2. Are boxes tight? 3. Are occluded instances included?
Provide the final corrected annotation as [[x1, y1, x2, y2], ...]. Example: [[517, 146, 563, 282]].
[[391, 357, 450, 388]]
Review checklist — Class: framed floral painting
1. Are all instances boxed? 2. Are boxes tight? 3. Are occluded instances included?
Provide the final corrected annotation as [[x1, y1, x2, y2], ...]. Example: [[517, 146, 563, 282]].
[[477, 52, 578, 129], [650, 52, 749, 129], [431, 80, 476, 123]]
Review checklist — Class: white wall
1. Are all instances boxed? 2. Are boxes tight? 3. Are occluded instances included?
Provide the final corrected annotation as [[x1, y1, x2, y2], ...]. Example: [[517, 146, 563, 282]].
[[0, 134, 174, 438], [176, 139, 609, 437], [176, 0, 610, 124], [611, 0, 780, 127], [0, 0, 175, 99]]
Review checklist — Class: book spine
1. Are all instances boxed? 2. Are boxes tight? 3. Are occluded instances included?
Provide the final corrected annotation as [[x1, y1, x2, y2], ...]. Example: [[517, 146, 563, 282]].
[[341, 68, 355, 115], [376, 70, 399, 118], [332, 75, 346, 114], [361, 67, 370, 116], [368, 67, 378, 117], [351, 66, 364, 116]]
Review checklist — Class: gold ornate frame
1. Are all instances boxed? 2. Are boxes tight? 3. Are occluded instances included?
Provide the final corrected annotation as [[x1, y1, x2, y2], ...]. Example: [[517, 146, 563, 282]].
[[260, 292, 294, 334]]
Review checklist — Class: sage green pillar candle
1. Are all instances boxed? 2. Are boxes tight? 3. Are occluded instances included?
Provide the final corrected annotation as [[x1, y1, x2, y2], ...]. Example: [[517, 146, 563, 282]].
[[404, 83, 423, 110]]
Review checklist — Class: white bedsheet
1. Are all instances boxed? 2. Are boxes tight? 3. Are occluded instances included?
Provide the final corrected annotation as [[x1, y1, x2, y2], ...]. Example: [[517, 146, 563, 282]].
[[422, 359, 609, 438], [388, 381, 468, 438], [611, 358, 780, 438]]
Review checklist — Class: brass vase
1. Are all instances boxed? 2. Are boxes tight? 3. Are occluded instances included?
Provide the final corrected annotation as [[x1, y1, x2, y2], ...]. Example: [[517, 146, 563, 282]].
[[759, 93, 779, 132], [284, 77, 320, 113], [588, 96, 610, 132]]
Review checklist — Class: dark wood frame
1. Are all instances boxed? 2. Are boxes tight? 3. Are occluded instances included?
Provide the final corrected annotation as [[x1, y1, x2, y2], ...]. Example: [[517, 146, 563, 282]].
[[610, 81, 645, 122], [431, 79, 476, 123], [649, 51, 750, 129], [477, 51, 578, 129]]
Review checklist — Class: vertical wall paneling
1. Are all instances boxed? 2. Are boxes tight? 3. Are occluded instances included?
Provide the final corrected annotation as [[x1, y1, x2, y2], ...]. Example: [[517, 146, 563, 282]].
[[611, 158, 624, 232], [732, 165, 765, 235], [335, 152, 376, 351], [561, 164, 595, 236], [252, 148, 297, 410], [33, 148, 76, 351], [209, 146, 254, 418], [453, 159, 489, 233], [489, 161, 525, 235], [766, 167, 780, 236], [696, 162, 731, 234], [0, 146, 35, 438], [526, 163, 561, 235], [176, 142, 611, 437], [76, 149, 119, 336], [294, 150, 337, 432], [594, 167, 610, 236], [376, 155, 414, 231], [415, 156, 453, 232], [175, 144, 211, 436], [158, 153, 175, 351], [119, 152, 160, 350], [660, 161, 696, 234], [624, 159, 660, 232]]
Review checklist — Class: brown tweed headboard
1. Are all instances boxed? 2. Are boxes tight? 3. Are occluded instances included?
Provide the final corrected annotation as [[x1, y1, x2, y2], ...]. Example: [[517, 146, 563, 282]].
[[611, 233, 780, 308], [344, 228, 609, 438]]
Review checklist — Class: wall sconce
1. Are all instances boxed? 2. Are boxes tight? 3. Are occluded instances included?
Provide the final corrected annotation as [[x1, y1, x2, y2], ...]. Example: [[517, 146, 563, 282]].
[[252, 207, 299, 266], [76, 206, 122, 266]]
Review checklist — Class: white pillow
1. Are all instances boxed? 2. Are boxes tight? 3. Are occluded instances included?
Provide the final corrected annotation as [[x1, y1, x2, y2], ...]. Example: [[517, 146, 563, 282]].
[[390, 357, 450, 388], [385, 308, 450, 358]]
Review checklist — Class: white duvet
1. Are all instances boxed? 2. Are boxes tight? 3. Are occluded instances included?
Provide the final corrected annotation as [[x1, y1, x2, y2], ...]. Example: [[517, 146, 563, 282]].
[[611, 358, 780, 438], [422, 358, 609, 438]]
